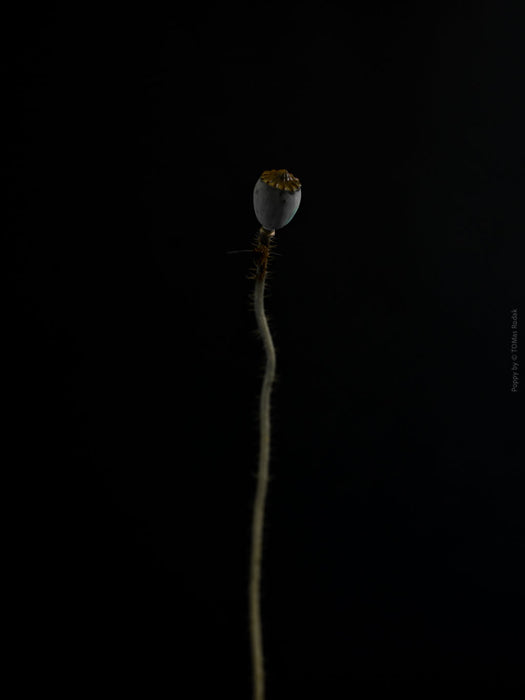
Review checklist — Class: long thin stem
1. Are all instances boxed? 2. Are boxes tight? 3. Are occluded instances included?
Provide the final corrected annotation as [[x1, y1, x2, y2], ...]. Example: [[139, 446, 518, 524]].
[[250, 227, 276, 700]]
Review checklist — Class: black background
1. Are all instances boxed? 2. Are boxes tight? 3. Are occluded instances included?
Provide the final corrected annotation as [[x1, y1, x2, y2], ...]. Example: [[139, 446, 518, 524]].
[[4, 1, 525, 695]]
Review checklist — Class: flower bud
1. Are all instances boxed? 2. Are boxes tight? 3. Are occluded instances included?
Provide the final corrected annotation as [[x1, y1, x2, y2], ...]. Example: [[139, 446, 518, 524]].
[[253, 169, 302, 231]]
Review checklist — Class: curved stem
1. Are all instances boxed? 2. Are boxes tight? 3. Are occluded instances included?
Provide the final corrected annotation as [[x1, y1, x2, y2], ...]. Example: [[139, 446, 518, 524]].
[[250, 228, 276, 700]]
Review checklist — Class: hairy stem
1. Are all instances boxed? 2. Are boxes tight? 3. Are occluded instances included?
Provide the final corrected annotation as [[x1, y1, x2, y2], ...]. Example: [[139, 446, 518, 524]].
[[249, 228, 276, 700]]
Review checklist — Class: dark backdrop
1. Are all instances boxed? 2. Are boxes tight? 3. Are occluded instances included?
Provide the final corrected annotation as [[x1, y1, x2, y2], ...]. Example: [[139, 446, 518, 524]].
[[4, 1, 525, 695]]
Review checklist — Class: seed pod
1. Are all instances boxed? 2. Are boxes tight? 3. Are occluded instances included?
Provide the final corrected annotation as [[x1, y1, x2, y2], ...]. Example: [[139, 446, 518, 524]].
[[253, 169, 302, 231]]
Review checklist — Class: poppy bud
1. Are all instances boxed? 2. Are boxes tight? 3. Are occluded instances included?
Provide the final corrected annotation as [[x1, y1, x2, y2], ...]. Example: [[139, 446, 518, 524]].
[[253, 169, 302, 232]]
